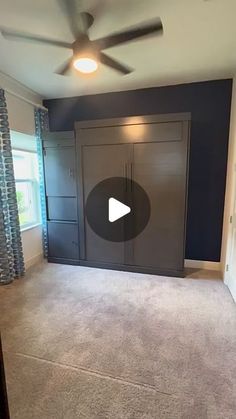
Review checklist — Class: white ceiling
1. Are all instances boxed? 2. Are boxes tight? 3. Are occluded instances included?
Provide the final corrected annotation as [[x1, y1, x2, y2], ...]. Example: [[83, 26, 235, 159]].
[[0, 0, 236, 99]]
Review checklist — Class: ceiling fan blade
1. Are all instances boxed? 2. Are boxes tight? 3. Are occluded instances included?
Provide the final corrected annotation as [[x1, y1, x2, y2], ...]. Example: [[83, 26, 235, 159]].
[[0, 27, 72, 49], [100, 52, 133, 75], [94, 18, 163, 50], [86, 0, 106, 24], [57, 0, 87, 38], [55, 56, 74, 75], [80, 12, 94, 31]]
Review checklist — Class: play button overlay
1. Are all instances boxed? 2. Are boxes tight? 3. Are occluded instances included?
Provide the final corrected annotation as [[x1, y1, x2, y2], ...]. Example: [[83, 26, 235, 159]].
[[85, 177, 150, 242], [109, 198, 131, 222]]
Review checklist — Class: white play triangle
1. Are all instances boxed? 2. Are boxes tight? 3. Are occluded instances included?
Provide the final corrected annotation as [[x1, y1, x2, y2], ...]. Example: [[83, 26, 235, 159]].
[[108, 197, 131, 223]]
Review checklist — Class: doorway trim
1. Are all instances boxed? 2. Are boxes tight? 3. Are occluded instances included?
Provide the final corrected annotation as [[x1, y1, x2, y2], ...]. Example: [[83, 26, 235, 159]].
[[221, 78, 236, 301]]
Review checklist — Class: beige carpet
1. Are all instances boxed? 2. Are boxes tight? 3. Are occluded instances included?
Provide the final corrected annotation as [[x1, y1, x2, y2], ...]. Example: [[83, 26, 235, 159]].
[[0, 262, 236, 419]]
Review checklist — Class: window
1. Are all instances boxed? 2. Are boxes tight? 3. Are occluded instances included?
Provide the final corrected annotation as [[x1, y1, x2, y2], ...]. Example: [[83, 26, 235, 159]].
[[12, 149, 40, 230]]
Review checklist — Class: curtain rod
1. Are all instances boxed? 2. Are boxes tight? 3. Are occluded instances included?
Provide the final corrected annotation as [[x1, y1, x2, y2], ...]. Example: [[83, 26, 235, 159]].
[[2, 87, 48, 111]]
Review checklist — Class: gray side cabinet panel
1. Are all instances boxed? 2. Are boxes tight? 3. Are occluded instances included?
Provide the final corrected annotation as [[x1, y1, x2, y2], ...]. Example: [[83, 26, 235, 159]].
[[48, 222, 79, 260], [43, 131, 75, 148], [43, 139, 74, 148], [47, 197, 77, 221], [44, 147, 76, 197], [42, 131, 79, 263]]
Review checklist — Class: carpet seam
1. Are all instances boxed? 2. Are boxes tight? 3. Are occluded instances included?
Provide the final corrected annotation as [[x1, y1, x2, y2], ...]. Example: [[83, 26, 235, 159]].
[[4, 349, 173, 397]]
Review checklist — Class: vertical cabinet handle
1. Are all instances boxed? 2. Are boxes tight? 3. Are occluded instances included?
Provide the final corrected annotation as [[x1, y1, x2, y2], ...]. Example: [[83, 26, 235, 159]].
[[123, 163, 134, 191], [130, 163, 133, 191], [124, 163, 128, 191], [68, 168, 74, 178]]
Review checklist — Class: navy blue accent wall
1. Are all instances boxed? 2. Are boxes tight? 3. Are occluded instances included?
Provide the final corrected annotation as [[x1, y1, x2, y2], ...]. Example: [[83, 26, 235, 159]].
[[44, 79, 232, 262]]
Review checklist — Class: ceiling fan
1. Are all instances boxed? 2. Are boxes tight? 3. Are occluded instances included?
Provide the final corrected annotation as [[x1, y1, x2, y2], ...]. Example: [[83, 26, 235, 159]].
[[0, 0, 163, 76]]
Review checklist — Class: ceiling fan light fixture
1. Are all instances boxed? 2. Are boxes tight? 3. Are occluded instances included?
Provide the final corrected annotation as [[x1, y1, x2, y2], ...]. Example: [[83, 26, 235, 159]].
[[73, 56, 98, 74]]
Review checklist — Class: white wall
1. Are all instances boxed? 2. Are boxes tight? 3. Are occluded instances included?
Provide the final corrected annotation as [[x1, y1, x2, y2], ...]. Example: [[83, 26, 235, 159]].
[[0, 71, 41, 105], [0, 71, 44, 270], [21, 226, 43, 270], [221, 77, 236, 286]]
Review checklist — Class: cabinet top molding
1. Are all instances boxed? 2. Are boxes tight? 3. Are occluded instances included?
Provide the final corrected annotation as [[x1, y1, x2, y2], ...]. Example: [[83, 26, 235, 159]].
[[75, 113, 191, 131]]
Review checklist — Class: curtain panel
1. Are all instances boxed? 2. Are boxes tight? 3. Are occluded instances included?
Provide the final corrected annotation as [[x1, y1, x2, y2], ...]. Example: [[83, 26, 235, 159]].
[[0, 89, 24, 285], [34, 108, 49, 258]]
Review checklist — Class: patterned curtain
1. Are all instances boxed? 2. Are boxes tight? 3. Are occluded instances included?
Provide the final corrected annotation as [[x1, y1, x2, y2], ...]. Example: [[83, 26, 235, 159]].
[[34, 108, 49, 258], [0, 89, 24, 285]]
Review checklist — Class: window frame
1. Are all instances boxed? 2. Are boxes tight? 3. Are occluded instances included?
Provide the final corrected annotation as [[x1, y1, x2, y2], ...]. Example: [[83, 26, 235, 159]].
[[12, 148, 41, 231]]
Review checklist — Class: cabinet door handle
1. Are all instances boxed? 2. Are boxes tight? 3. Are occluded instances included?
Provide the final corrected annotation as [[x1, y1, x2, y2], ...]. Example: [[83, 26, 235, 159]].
[[124, 164, 128, 192], [130, 163, 133, 191], [68, 168, 74, 178]]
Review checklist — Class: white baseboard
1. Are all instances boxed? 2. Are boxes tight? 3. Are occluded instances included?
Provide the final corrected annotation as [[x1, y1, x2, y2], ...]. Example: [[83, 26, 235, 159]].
[[184, 259, 221, 271], [25, 253, 43, 270], [224, 270, 236, 302], [24, 255, 221, 272], [225, 278, 236, 302]]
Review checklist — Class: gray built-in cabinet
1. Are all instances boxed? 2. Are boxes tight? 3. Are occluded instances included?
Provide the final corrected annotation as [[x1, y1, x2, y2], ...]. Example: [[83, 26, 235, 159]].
[[43, 131, 79, 264], [43, 113, 190, 276]]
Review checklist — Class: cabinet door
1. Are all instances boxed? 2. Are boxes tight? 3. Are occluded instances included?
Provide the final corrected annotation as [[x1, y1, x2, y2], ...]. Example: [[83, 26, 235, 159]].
[[47, 197, 77, 221], [132, 141, 188, 271], [82, 144, 132, 264], [44, 147, 76, 197], [48, 222, 79, 260]]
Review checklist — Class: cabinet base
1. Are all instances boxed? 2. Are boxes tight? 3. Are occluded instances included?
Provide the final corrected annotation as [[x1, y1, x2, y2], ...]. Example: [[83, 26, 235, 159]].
[[48, 257, 80, 266], [47, 257, 185, 277]]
